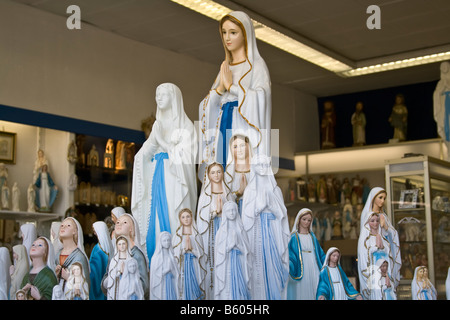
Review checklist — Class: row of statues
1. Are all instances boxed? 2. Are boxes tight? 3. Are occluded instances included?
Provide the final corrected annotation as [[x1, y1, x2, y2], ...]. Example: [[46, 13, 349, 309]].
[[0, 185, 446, 300], [320, 93, 409, 149]]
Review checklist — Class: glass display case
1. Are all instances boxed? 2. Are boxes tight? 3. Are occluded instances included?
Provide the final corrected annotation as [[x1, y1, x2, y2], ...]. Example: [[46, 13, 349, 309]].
[[385, 155, 450, 300]]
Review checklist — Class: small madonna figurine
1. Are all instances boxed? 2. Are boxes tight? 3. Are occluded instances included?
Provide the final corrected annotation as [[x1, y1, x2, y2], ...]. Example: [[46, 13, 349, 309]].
[[64, 262, 89, 300], [214, 201, 251, 300], [34, 164, 58, 212], [55, 217, 90, 293], [316, 247, 362, 300], [21, 237, 58, 300], [150, 232, 179, 300], [288, 208, 326, 300], [9, 245, 29, 299], [0, 247, 11, 300], [242, 154, 290, 300], [172, 208, 207, 300], [196, 162, 232, 299], [225, 133, 252, 214], [411, 266, 437, 300], [106, 235, 142, 300], [367, 258, 397, 300]]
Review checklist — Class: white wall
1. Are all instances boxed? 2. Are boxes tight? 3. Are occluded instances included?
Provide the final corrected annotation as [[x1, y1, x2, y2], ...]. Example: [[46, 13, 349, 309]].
[[0, 0, 319, 164]]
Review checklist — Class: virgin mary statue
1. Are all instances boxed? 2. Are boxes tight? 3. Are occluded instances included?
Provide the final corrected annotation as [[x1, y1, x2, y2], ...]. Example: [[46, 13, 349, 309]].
[[132, 83, 197, 263], [198, 11, 272, 179]]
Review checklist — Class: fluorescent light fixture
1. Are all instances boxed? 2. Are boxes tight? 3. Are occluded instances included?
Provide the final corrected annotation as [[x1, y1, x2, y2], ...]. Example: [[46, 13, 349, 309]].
[[339, 51, 450, 77], [170, 0, 352, 73]]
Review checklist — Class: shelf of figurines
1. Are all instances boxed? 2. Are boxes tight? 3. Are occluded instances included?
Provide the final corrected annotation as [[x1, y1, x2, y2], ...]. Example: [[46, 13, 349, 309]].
[[0, 209, 60, 222], [75, 164, 131, 184]]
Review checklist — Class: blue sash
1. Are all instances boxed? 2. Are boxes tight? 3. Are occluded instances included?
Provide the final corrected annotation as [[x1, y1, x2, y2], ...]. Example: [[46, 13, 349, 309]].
[[218, 100, 238, 168], [183, 252, 204, 300], [165, 272, 177, 300], [147, 152, 171, 264], [230, 248, 251, 300]]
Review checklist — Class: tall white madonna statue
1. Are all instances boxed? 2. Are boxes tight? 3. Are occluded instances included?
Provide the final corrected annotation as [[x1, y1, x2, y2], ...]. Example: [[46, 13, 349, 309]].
[[198, 11, 272, 180], [433, 61, 450, 160], [132, 83, 198, 263], [241, 154, 290, 300]]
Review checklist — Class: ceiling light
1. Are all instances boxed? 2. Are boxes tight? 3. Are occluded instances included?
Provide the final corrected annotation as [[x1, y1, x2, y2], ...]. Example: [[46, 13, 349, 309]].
[[339, 51, 450, 77], [170, 0, 352, 73]]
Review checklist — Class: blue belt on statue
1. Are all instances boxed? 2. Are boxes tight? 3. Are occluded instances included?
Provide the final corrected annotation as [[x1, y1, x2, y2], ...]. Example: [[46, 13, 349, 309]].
[[218, 100, 238, 168], [147, 152, 171, 264]]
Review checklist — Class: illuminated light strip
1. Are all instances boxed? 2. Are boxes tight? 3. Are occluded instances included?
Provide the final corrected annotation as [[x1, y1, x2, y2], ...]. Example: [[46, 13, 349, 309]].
[[170, 0, 352, 73], [339, 51, 450, 77]]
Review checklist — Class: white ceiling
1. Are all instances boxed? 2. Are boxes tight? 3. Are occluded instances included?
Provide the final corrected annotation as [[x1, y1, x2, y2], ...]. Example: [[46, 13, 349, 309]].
[[11, 0, 450, 97]]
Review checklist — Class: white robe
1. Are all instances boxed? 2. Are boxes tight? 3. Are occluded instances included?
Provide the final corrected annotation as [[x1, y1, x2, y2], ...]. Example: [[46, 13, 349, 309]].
[[411, 266, 437, 300], [198, 11, 272, 180], [131, 83, 197, 259], [214, 201, 251, 300]]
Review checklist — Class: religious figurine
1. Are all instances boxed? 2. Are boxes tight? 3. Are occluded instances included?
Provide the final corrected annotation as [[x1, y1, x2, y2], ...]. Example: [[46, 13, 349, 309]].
[[50, 222, 62, 257], [63, 262, 89, 300], [214, 201, 251, 300], [341, 177, 352, 205], [15, 289, 27, 300], [331, 210, 343, 240], [360, 187, 401, 284], [351, 101, 366, 146], [67, 140, 78, 164], [307, 176, 316, 203], [321, 211, 332, 241], [358, 211, 400, 300], [351, 174, 362, 205], [196, 162, 232, 299], [296, 177, 307, 201], [55, 217, 90, 295], [241, 154, 289, 300], [288, 208, 326, 300], [21, 237, 57, 300], [316, 247, 362, 300], [33, 149, 49, 182], [115, 140, 127, 170], [224, 134, 251, 214], [34, 164, 58, 212], [388, 93, 408, 142], [411, 266, 437, 300], [131, 83, 197, 263], [317, 175, 327, 204], [321, 100, 336, 149], [89, 221, 113, 300], [149, 232, 179, 300], [366, 258, 397, 300], [343, 198, 357, 239], [109, 206, 125, 239], [106, 235, 143, 300], [0, 247, 12, 300], [20, 223, 37, 265], [0, 163, 8, 190], [108, 213, 149, 299], [104, 138, 114, 169], [1, 180, 9, 210], [87, 144, 99, 166], [9, 245, 28, 299], [198, 11, 272, 178], [446, 266, 450, 300], [172, 208, 207, 300], [433, 61, 450, 160], [326, 175, 338, 204]]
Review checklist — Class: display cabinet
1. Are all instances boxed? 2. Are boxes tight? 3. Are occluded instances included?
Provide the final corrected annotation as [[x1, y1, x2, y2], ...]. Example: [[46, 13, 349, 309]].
[[385, 155, 450, 300]]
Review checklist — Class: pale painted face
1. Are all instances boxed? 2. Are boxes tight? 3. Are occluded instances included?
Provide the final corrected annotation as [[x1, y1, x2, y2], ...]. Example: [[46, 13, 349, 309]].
[[156, 86, 171, 111], [180, 210, 192, 227], [222, 20, 245, 55], [115, 215, 133, 238], [298, 213, 312, 231], [368, 214, 380, 232], [117, 238, 128, 253], [380, 261, 388, 275], [372, 192, 386, 211], [60, 218, 77, 241], [227, 206, 237, 220], [232, 136, 248, 163], [71, 264, 81, 277], [418, 267, 428, 281], [30, 238, 46, 260], [161, 235, 171, 249], [208, 164, 223, 184], [329, 251, 340, 266], [254, 157, 271, 176]]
